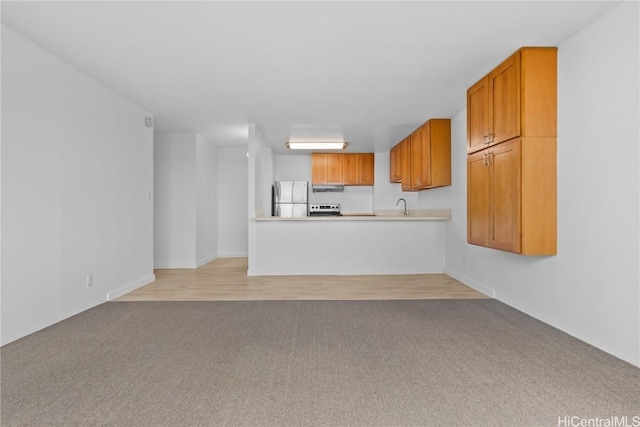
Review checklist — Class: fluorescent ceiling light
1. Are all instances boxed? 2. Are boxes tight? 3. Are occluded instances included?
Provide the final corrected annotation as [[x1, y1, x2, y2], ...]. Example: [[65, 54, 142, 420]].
[[286, 141, 348, 150], [285, 137, 347, 150]]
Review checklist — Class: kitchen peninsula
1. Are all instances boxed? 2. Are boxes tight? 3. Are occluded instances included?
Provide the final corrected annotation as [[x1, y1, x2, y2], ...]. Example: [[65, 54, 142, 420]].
[[251, 209, 450, 275]]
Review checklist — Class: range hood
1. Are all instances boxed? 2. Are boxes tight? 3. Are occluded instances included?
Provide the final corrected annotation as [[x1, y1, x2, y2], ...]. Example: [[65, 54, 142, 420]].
[[312, 184, 345, 193]]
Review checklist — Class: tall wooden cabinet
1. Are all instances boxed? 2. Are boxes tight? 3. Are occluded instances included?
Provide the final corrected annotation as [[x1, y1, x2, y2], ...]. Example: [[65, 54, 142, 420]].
[[466, 47, 557, 255]]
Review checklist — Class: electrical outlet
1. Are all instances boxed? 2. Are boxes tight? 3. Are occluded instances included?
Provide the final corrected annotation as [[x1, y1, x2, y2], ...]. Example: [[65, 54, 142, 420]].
[[86, 274, 93, 287]]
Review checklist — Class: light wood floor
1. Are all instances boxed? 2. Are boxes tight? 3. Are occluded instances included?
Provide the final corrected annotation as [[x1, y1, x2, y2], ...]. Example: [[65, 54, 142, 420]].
[[117, 258, 487, 301]]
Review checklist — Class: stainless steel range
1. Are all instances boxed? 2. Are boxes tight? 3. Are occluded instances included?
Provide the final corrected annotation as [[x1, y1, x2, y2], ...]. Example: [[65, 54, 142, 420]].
[[309, 204, 342, 216]]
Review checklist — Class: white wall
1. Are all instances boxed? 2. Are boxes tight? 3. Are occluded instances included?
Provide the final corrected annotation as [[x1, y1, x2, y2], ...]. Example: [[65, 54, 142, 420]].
[[218, 147, 249, 257], [196, 135, 219, 266], [443, 2, 640, 366], [374, 152, 419, 211], [274, 154, 311, 182], [154, 132, 220, 268], [154, 133, 197, 268], [416, 170, 456, 210], [1, 25, 154, 345], [254, 147, 274, 219], [247, 124, 274, 274], [253, 220, 444, 275]]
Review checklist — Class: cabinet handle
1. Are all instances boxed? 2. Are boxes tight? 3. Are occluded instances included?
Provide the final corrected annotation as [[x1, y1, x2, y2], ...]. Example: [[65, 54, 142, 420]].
[[488, 134, 494, 143], [487, 151, 493, 166], [482, 153, 488, 166], [483, 135, 490, 144]]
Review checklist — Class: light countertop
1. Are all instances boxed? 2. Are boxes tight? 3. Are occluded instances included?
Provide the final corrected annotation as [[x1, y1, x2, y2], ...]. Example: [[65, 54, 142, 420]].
[[254, 209, 451, 221]]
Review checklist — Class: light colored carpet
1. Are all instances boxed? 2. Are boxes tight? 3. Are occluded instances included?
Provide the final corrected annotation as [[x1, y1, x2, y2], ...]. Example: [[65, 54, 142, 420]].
[[1, 300, 638, 426]]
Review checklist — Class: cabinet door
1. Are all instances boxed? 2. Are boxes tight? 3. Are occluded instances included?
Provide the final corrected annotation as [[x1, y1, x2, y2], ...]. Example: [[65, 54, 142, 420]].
[[390, 144, 401, 182], [428, 119, 452, 188], [342, 153, 358, 185], [467, 77, 489, 154], [311, 153, 328, 184], [490, 52, 521, 145], [326, 153, 343, 184], [342, 153, 374, 185], [410, 129, 422, 190], [418, 122, 432, 188], [488, 140, 520, 252], [400, 138, 412, 191], [312, 153, 343, 184], [410, 124, 433, 190], [467, 150, 490, 246], [357, 153, 374, 185]]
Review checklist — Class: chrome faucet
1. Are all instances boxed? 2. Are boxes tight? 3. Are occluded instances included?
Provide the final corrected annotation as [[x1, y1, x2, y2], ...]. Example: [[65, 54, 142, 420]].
[[396, 198, 408, 216]]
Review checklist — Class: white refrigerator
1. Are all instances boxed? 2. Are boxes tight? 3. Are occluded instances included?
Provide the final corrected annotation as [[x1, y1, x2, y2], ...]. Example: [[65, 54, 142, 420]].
[[273, 181, 308, 217]]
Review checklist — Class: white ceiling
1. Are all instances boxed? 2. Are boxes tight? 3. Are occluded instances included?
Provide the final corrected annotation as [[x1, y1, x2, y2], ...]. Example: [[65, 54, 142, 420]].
[[1, 1, 621, 154]]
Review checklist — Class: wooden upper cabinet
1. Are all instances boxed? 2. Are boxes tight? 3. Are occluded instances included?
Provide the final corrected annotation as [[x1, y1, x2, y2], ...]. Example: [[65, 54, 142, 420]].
[[390, 119, 451, 192], [389, 143, 402, 183], [490, 52, 521, 145], [312, 153, 373, 186], [467, 47, 557, 154], [429, 119, 452, 189], [343, 153, 374, 185], [520, 48, 557, 138], [311, 153, 343, 184], [326, 154, 343, 184], [409, 128, 423, 189], [343, 154, 358, 184], [356, 153, 374, 185], [409, 119, 451, 191], [467, 77, 490, 154], [311, 153, 328, 184], [400, 138, 412, 192]]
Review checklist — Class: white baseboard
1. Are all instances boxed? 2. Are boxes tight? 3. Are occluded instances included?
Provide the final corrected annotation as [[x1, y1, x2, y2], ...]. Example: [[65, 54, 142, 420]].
[[153, 262, 197, 269], [443, 267, 496, 298], [196, 254, 218, 268], [107, 274, 156, 301], [154, 255, 221, 270], [218, 252, 248, 258]]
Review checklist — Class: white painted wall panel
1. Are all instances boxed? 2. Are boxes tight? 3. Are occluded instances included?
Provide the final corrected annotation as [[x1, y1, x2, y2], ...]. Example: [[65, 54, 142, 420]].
[[153, 133, 197, 268], [253, 220, 444, 275], [218, 147, 249, 256], [196, 136, 219, 266], [443, 2, 640, 366], [274, 154, 311, 182], [1, 26, 154, 345]]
